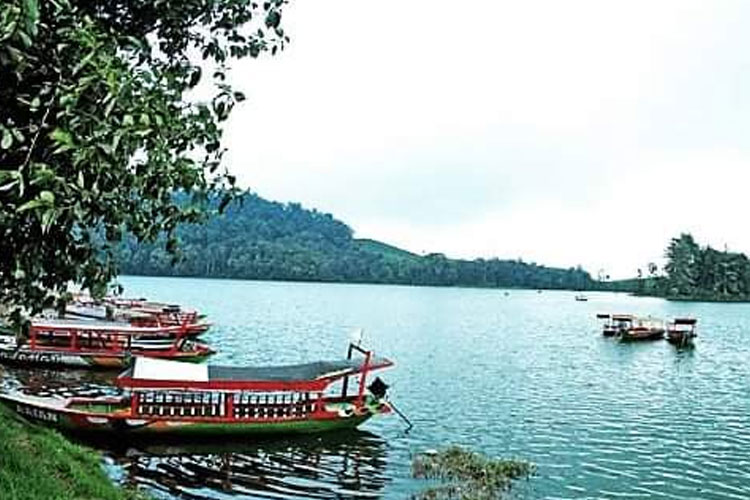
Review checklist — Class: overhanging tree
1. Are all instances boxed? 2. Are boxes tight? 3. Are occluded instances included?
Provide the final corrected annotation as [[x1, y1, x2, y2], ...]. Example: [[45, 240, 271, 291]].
[[0, 0, 288, 322]]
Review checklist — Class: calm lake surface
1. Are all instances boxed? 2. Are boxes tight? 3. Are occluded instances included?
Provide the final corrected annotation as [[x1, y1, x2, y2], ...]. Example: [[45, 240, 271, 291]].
[[8, 276, 750, 499]]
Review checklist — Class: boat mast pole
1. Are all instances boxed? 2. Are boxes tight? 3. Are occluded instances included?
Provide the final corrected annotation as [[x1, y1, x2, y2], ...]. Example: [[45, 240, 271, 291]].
[[341, 343, 354, 398]]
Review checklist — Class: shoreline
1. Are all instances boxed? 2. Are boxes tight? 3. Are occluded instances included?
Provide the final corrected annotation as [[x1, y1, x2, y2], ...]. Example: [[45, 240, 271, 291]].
[[118, 273, 605, 293], [122, 274, 750, 303]]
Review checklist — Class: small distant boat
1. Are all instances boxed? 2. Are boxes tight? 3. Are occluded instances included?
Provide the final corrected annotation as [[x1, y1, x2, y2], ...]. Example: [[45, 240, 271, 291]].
[[0, 343, 393, 436], [667, 318, 698, 347], [0, 320, 214, 369], [575, 294, 589, 302], [618, 317, 665, 342]]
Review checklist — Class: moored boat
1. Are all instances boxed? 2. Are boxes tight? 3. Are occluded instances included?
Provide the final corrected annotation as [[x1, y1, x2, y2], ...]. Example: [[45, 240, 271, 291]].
[[0, 320, 214, 369], [618, 317, 665, 342], [667, 318, 697, 347], [67, 296, 211, 336], [0, 343, 394, 436], [597, 313, 635, 337]]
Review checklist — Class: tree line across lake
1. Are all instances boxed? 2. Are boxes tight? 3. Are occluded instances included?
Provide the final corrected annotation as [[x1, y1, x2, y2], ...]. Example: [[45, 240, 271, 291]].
[[119, 195, 748, 300], [640, 233, 750, 301], [119, 193, 595, 290]]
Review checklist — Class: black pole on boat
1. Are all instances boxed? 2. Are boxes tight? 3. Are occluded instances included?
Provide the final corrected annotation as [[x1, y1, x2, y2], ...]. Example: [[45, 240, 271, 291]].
[[342, 342, 354, 397], [389, 399, 413, 432]]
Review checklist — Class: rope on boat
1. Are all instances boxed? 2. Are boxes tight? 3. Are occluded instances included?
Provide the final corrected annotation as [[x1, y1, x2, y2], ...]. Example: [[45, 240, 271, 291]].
[[389, 399, 413, 432]]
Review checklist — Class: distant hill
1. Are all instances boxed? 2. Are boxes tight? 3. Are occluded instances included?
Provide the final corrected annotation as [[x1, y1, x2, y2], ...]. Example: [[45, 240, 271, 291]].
[[119, 192, 595, 290], [355, 238, 420, 260]]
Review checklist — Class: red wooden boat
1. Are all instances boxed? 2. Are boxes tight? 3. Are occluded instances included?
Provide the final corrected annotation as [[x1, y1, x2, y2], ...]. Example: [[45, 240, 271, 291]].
[[0, 343, 394, 436], [0, 320, 214, 369], [598, 314, 665, 341], [67, 297, 211, 336], [618, 317, 665, 342], [667, 318, 697, 347]]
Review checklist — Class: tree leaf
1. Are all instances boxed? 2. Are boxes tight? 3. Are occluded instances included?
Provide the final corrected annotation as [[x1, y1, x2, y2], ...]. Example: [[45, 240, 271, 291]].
[[41, 208, 57, 233], [11, 128, 24, 143], [50, 128, 73, 146], [1, 128, 12, 150], [22, 0, 39, 36], [39, 190, 54, 205], [16, 199, 43, 212]]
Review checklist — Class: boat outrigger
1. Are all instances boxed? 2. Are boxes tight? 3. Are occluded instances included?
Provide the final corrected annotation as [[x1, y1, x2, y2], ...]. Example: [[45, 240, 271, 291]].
[[0, 320, 214, 369], [0, 343, 394, 436], [667, 318, 698, 347]]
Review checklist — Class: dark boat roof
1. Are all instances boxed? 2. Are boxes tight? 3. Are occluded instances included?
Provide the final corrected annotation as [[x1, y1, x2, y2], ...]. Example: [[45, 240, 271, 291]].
[[671, 318, 698, 325], [611, 314, 635, 320], [117, 356, 393, 391], [207, 358, 392, 382]]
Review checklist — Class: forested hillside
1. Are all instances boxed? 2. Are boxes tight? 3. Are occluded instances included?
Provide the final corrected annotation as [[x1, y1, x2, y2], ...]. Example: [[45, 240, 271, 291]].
[[119, 193, 594, 290], [655, 233, 750, 301]]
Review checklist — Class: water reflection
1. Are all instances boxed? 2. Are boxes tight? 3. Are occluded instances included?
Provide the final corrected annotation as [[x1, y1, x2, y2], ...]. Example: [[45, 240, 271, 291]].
[[102, 432, 389, 499], [0, 365, 117, 397]]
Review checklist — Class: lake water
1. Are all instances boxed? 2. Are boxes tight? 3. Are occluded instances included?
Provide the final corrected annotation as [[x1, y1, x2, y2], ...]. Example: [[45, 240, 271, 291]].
[[6, 276, 750, 499]]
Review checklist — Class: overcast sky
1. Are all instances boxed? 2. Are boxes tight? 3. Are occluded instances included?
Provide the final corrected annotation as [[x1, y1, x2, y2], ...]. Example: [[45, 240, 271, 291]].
[[221, 0, 750, 278]]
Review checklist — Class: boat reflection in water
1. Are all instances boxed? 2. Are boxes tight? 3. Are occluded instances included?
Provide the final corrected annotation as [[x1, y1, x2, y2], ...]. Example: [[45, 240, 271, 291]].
[[0, 365, 118, 398], [1, 366, 390, 500], [102, 431, 389, 499]]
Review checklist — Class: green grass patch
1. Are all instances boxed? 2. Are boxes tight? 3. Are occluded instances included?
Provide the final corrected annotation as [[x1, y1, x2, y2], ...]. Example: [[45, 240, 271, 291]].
[[412, 446, 536, 499], [0, 404, 143, 500]]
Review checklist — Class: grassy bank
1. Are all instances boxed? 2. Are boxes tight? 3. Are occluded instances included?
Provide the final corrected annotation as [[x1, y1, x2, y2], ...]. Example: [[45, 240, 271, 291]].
[[0, 404, 141, 500]]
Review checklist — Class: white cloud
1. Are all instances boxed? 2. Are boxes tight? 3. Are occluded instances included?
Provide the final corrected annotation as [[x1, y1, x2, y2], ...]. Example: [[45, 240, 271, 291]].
[[221, 0, 750, 278]]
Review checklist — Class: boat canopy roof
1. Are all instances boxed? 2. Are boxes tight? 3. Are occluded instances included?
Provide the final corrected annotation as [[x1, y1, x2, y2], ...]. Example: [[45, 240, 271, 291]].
[[117, 356, 394, 391], [611, 314, 635, 320], [65, 305, 154, 321], [671, 318, 697, 325]]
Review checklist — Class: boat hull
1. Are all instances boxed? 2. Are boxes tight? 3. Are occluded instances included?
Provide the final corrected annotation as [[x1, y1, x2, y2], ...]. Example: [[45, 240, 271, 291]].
[[0, 343, 213, 369], [0, 393, 375, 437], [0, 347, 125, 369], [666, 332, 696, 347], [618, 328, 665, 342]]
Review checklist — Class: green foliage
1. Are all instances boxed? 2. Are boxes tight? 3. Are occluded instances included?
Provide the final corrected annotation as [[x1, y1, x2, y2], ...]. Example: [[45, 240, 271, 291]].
[[119, 192, 596, 290], [659, 233, 750, 301], [412, 446, 535, 500], [0, 403, 144, 500], [0, 0, 288, 321]]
